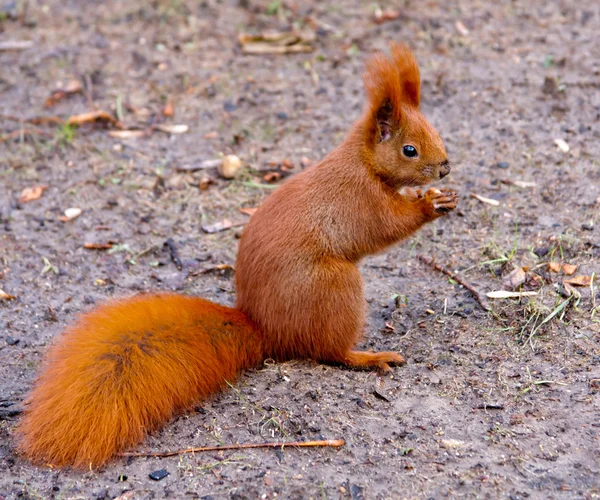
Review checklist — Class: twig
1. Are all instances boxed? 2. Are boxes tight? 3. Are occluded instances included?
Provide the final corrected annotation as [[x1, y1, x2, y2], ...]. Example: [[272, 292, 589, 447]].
[[417, 255, 491, 312], [0, 128, 52, 143], [164, 238, 182, 270], [121, 439, 345, 458]]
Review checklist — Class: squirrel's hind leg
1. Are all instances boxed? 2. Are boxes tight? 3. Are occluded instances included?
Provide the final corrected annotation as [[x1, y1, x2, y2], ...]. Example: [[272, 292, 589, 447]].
[[342, 350, 405, 372]]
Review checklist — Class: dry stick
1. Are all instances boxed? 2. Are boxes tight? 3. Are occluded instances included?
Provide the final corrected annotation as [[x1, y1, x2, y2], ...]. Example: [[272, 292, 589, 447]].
[[122, 439, 345, 458], [417, 255, 491, 312]]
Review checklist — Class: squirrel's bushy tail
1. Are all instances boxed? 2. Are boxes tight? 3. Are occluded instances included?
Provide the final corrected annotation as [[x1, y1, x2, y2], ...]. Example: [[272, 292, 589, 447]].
[[17, 294, 263, 468]]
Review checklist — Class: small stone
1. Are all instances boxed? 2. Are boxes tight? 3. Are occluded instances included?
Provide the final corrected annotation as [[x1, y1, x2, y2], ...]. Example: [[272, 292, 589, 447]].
[[218, 155, 241, 179], [149, 469, 169, 481], [223, 100, 237, 112], [495, 161, 509, 169], [533, 246, 549, 257], [582, 222, 594, 231], [6, 336, 18, 346], [276, 111, 288, 120]]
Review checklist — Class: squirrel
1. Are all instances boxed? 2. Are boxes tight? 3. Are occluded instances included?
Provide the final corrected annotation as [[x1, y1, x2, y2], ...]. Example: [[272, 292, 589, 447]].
[[16, 43, 458, 468]]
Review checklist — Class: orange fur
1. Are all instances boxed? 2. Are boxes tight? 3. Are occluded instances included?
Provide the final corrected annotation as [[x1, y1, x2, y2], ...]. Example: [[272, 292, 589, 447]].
[[18, 295, 262, 468], [17, 43, 458, 469]]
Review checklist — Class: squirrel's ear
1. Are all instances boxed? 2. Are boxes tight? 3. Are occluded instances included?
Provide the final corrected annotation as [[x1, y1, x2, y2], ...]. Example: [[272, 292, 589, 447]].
[[363, 43, 420, 136], [390, 43, 420, 107], [375, 99, 396, 143]]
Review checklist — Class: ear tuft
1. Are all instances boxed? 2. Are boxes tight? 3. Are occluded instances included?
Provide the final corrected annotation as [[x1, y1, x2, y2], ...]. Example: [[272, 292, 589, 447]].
[[363, 42, 421, 128]]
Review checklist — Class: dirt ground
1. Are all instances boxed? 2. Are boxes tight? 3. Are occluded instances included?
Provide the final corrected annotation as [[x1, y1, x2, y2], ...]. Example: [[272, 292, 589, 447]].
[[1, 0, 599, 498]]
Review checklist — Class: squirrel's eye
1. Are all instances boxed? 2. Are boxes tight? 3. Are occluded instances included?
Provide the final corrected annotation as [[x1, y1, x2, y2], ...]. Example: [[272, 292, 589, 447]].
[[403, 145, 418, 158]]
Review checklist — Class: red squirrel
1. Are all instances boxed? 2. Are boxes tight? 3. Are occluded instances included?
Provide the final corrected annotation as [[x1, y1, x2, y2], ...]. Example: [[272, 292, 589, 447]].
[[17, 43, 458, 468]]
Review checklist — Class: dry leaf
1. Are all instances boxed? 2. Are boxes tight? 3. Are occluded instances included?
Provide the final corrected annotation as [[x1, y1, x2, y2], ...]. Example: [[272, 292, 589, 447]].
[[441, 439, 466, 449], [153, 124, 189, 134], [263, 172, 281, 183], [487, 290, 538, 299], [455, 21, 470, 36], [512, 180, 537, 188], [45, 79, 83, 107], [0, 40, 34, 51], [163, 99, 174, 117], [503, 267, 527, 290], [564, 275, 593, 287], [197, 264, 234, 274], [67, 110, 121, 128], [554, 138, 570, 153], [548, 262, 561, 273], [471, 193, 500, 206], [108, 129, 148, 139], [84, 242, 113, 250], [59, 207, 82, 222], [202, 219, 233, 234], [0, 289, 16, 300], [373, 7, 400, 24], [239, 207, 258, 216], [198, 175, 214, 191], [561, 263, 577, 275], [238, 31, 314, 55], [19, 185, 48, 203]]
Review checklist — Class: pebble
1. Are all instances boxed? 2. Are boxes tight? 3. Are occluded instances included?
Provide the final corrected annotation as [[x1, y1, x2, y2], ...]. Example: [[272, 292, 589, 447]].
[[218, 155, 241, 179], [582, 221, 594, 231], [6, 336, 19, 346], [495, 161, 509, 169], [149, 469, 169, 481], [223, 100, 237, 112]]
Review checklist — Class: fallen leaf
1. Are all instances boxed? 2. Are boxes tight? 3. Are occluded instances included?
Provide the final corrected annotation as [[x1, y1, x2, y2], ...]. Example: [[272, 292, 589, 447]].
[[0, 40, 34, 51], [58, 207, 82, 222], [45, 79, 83, 107], [548, 262, 561, 273], [0, 289, 16, 300], [239, 207, 258, 216], [512, 180, 537, 188], [373, 7, 401, 24], [163, 98, 174, 117], [471, 193, 500, 206], [441, 439, 466, 449], [554, 138, 570, 153], [67, 110, 121, 128], [487, 290, 538, 299], [563, 282, 580, 298], [300, 156, 313, 168], [562, 263, 577, 275], [19, 185, 48, 203], [455, 20, 470, 36], [263, 172, 281, 183], [108, 129, 148, 139], [238, 31, 314, 55], [503, 267, 527, 290], [564, 275, 593, 287], [153, 124, 189, 134], [202, 219, 233, 234], [84, 242, 114, 250], [198, 175, 214, 191]]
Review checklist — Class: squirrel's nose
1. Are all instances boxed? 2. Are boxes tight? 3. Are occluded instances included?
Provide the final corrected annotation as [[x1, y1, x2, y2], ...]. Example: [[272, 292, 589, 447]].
[[439, 160, 450, 179]]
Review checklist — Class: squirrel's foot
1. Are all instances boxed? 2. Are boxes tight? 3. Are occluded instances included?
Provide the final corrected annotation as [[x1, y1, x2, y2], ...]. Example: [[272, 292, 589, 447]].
[[343, 350, 405, 373]]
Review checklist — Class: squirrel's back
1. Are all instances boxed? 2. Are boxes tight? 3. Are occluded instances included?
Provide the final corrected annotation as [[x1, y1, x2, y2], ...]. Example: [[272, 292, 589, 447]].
[[18, 294, 262, 468]]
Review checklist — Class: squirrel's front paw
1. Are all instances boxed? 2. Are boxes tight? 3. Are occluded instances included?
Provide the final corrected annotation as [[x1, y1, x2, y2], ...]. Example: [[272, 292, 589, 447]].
[[423, 188, 458, 216]]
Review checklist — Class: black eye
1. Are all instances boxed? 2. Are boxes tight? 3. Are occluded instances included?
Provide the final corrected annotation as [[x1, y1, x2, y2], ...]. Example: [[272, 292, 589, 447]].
[[403, 145, 418, 158]]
